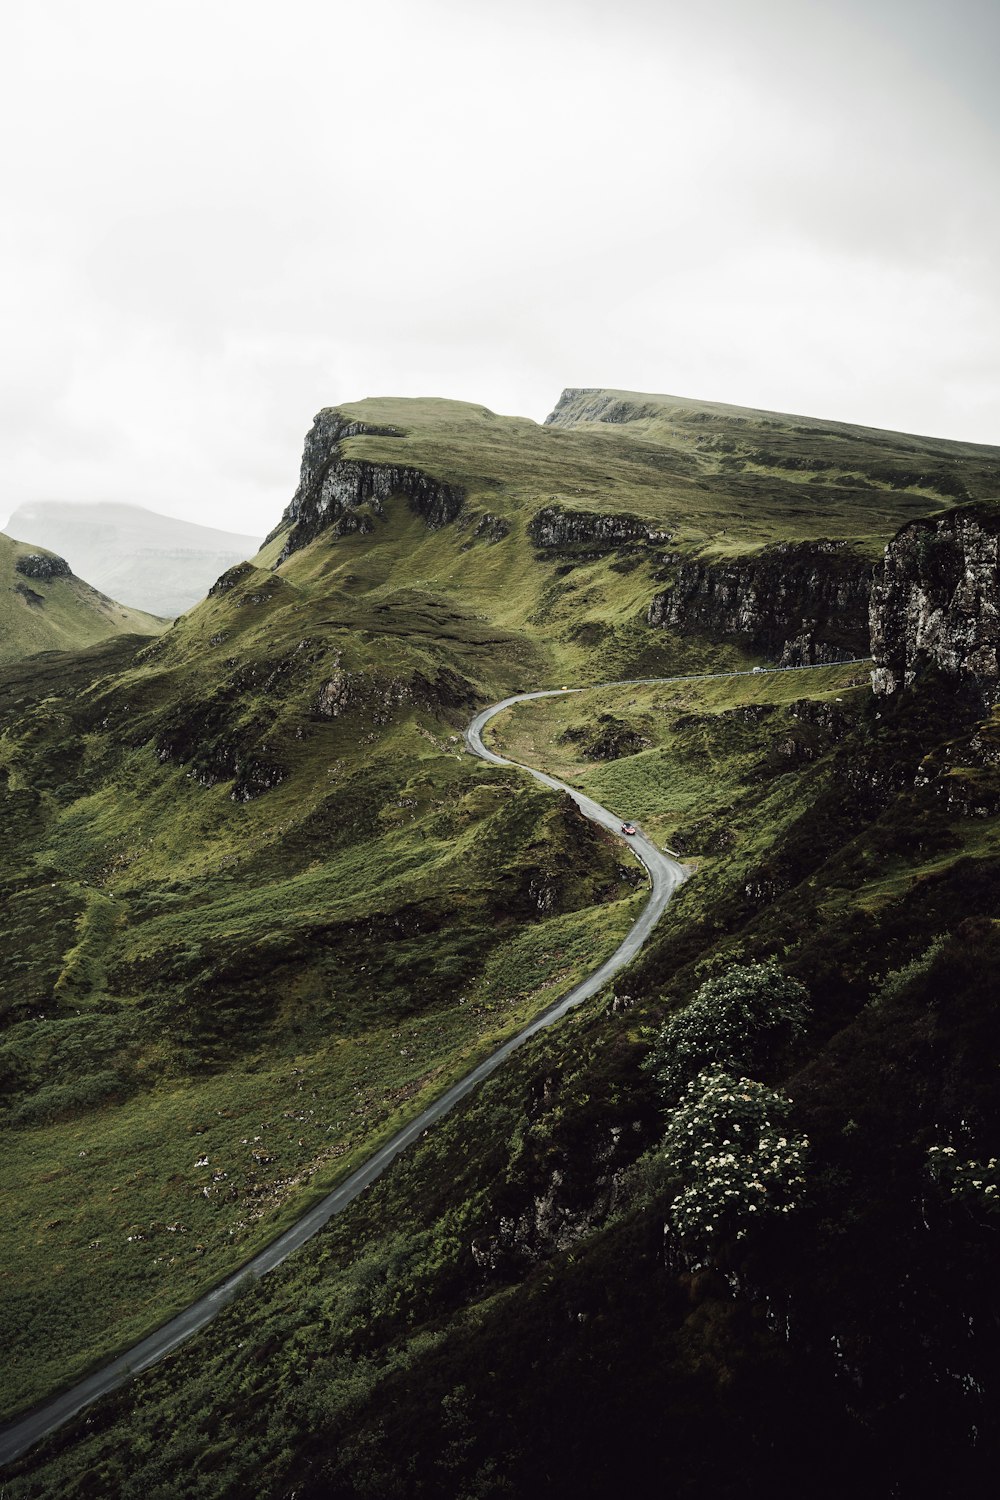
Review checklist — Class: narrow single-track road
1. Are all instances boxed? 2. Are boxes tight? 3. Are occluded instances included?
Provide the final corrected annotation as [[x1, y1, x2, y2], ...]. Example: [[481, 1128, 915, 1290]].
[[6, 669, 788, 1466]]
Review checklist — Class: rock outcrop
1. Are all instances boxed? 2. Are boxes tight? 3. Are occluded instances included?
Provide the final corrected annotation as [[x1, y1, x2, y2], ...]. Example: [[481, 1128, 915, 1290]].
[[528, 504, 671, 554], [647, 540, 871, 663], [269, 410, 464, 563], [14, 551, 72, 581], [458, 511, 511, 548], [208, 561, 257, 597], [560, 714, 650, 761], [870, 507, 1000, 708], [470, 1119, 638, 1274], [314, 657, 477, 727]]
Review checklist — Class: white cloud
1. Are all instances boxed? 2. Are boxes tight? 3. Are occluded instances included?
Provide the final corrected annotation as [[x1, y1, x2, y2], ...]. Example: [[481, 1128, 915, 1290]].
[[1, 0, 997, 539]]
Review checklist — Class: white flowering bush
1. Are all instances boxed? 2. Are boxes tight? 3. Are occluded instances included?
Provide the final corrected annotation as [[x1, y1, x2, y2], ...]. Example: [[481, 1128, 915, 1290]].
[[645, 962, 810, 1107], [660, 1069, 809, 1255], [926, 1145, 1000, 1215]]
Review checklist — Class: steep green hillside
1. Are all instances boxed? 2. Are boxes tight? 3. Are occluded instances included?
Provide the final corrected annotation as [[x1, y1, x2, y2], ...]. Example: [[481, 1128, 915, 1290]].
[[9, 664, 998, 1499], [0, 533, 165, 663], [2, 392, 999, 1494], [3, 452, 704, 1411], [0, 627, 644, 1413]]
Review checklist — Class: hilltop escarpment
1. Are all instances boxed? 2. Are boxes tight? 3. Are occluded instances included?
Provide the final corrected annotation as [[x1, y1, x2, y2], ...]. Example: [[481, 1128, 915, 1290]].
[[647, 541, 872, 664], [871, 506, 1000, 708], [270, 409, 464, 562]]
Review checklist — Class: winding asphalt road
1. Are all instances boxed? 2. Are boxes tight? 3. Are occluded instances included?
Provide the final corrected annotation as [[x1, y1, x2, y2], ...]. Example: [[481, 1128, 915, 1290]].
[[0, 665, 863, 1465]]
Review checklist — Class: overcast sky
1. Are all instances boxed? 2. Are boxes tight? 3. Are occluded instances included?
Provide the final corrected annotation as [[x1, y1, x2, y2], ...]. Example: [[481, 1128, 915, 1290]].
[[2, 0, 998, 538]]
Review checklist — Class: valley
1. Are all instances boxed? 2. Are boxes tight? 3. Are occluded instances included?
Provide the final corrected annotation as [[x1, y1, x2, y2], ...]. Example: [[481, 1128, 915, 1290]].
[[1, 388, 999, 1497]]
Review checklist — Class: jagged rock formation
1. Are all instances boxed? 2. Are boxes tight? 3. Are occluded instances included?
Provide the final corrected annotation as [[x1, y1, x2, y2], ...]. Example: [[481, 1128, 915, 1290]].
[[208, 561, 259, 597], [270, 409, 464, 563], [470, 1091, 638, 1274], [870, 507, 1000, 708], [647, 540, 871, 663], [560, 714, 650, 761], [528, 504, 671, 554], [313, 654, 477, 728]]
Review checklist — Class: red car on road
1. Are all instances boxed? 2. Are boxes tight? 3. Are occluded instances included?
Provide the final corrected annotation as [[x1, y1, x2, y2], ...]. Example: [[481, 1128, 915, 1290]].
[[621, 822, 637, 836]]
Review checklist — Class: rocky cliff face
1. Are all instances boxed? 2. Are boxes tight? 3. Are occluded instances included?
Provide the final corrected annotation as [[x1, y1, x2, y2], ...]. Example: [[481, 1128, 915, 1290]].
[[544, 388, 664, 427], [528, 504, 671, 554], [647, 540, 871, 664], [269, 409, 464, 563], [870, 507, 1000, 708]]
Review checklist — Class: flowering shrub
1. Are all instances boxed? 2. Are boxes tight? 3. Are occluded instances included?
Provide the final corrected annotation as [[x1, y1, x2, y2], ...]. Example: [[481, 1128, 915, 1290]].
[[645, 962, 810, 1107], [926, 1145, 1000, 1215], [660, 1069, 809, 1256]]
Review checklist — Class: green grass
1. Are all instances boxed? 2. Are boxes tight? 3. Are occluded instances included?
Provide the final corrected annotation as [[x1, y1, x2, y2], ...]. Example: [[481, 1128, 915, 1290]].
[[0, 557, 652, 1416], [0, 887, 645, 1414], [0, 459, 890, 1421], [0, 534, 164, 664], [311, 393, 996, 557], [548, 387, 999, 531], [2, 389, 997, 1468], [487, 664, 871, 844]]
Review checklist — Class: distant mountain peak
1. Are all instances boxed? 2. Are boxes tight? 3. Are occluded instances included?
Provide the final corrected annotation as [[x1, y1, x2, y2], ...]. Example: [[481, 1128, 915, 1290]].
[[4, 501, 262, 617]]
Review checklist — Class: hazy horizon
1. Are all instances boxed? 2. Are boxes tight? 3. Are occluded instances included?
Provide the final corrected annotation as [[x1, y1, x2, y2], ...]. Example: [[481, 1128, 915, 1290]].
[[4, 0, 998, 536], [2, 496, 263, 543]]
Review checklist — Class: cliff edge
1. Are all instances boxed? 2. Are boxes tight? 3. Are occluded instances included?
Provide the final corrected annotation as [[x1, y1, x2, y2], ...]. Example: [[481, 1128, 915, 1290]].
[[871, 506, 1000, 707]]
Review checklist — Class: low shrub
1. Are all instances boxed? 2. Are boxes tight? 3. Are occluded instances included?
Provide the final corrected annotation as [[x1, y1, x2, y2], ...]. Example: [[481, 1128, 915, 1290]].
[[645, 961, 809, 1106], [659, 1068, 809, 1258]]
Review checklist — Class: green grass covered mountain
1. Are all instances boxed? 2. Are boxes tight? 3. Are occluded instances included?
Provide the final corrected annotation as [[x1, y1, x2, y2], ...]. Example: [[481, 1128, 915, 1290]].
[[1, 390, 999, 1497], [0, 533, 164, 663]]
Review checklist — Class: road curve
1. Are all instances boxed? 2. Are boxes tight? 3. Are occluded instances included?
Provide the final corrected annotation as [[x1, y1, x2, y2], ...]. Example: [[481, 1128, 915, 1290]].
[[0, 684, 690, 1468]]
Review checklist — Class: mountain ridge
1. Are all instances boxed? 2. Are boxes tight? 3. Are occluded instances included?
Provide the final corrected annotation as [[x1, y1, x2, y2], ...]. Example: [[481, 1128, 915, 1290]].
[[544, 385, 1000, 459]]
